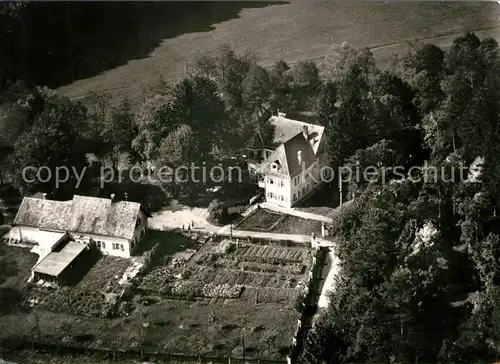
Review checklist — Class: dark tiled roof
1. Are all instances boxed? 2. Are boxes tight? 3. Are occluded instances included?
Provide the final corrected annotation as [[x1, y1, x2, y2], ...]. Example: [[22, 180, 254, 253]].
[[269, 115, 325, 154], [247, 115, 325, 153], [14, 195, 143, 240], [263, 132, 316, 177]]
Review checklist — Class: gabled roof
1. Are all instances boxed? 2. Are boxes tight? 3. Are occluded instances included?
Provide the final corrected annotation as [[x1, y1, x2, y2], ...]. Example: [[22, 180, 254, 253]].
[[14, 195, 147, 240], [247, 114, 326, 154], [263, 132, 316, 177], [269, 115, 325, 154], [260, 114, 325, 177]]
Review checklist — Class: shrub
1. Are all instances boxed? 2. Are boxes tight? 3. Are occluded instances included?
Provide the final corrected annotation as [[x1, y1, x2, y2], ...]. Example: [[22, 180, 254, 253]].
[[0, 287, 22, 314], [121, 282, 136, 301], [217, 240, 236, 254], [294, 293, 306, 313], [208, 199, 229, 225]]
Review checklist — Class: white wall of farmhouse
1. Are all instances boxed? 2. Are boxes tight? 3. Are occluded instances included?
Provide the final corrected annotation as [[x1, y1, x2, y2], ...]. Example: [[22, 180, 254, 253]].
[[15, 226, 48, 244], [72, 232, 131, 258], [14, 210, 148, 259]]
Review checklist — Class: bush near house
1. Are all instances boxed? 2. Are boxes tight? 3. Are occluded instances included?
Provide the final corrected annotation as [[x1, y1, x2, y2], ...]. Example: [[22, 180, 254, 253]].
[[207, 199, 229, 226]]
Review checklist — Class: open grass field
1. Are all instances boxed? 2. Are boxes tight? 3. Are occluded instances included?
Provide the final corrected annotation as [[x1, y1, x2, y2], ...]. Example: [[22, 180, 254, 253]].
[[0, 244, 37, 290], [56, 2, 500, 105], [0, 237, 311, 360]]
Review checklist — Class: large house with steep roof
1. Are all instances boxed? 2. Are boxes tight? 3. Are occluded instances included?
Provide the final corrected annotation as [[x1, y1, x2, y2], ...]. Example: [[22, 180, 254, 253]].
[[246, 112, 329, 208], [11, 194, 150, 260]]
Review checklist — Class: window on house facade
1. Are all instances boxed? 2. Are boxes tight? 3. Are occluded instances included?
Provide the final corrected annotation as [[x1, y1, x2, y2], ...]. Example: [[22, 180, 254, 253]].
[[293, 193, 297, 201], [120, 244, 124, 251], [280, 195, 284, 201], [269, 178, 274, 184], [101, 241, 106, 249], [279, 180, 285, 187]]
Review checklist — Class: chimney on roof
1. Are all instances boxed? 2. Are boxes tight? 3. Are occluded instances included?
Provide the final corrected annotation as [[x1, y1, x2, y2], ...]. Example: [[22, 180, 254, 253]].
[[302, 125, 308, 139], [41, 193, 47, 200], [297, 150, 302, 165], [278, 111, 286, 118], [110, 193, 116, 202]]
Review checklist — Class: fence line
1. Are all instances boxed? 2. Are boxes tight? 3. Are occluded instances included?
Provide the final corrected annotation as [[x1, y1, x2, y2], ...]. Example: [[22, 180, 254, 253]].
[[0, 338, 288, 364], [288, 246, 327, 362]]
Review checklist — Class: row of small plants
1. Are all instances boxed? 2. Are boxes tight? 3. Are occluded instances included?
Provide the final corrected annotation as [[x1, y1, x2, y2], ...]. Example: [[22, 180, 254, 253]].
[[195, 251, 306, 268], [239, 262, 305, 275], [149, 281, 244, 300]]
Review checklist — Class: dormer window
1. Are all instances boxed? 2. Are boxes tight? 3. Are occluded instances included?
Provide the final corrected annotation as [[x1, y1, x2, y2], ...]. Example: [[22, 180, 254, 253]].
[[271, 160, 281, 170]]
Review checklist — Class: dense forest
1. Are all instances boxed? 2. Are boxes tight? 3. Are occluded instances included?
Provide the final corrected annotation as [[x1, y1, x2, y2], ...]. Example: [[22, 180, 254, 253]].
[[303, 35, 500, 363], [1, 2, 500, 362]]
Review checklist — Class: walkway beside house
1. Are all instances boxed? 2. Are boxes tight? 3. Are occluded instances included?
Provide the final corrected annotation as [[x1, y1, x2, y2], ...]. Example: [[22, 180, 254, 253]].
[[317, 247, 340, 309], [215, 225, 310, 243]]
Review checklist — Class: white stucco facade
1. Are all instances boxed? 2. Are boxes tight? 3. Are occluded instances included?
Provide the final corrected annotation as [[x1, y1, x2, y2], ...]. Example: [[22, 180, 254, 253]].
[[265, 161, 326, 208]]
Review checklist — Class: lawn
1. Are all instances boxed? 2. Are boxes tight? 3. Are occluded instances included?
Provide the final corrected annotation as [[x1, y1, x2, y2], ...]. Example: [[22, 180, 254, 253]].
[[272, 215, 322, 236], [236, 208, 323, 236], [134, 229, 200, 256], [0, 238, 312, 360], [0, 243, 37, 290], [236, 209, 284, 231], [56, 2, 500, 105]]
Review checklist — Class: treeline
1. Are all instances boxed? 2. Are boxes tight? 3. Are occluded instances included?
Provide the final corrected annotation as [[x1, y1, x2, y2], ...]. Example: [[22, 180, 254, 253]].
[[0, 42, 322, 198], [302, 34, 500, 363]]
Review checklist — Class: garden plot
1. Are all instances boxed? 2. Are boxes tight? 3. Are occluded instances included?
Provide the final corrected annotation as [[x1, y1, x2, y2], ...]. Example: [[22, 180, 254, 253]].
[[136, 239, 312, 305], [237, 244, 308, 262], [0, 239, 314, 360], [129, 239, 313, 358], [30, 255, 133, 318]]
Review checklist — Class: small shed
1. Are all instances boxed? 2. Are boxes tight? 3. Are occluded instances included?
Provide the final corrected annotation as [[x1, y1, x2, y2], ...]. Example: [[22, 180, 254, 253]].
[[32, 240, 89, 285]]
